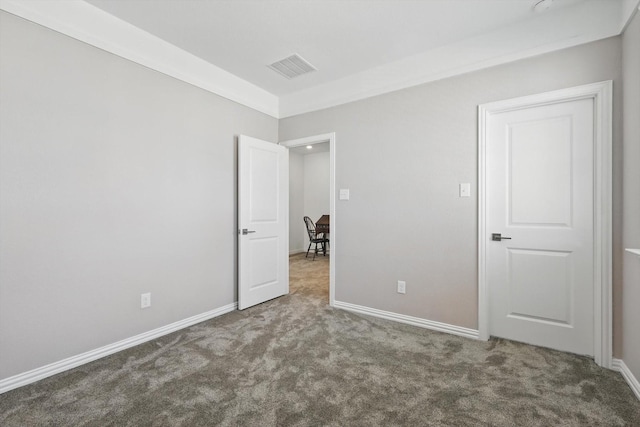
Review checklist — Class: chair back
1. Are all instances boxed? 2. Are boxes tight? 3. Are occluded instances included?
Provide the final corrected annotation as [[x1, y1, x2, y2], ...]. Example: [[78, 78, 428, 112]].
[[304, 216, 317, 240]]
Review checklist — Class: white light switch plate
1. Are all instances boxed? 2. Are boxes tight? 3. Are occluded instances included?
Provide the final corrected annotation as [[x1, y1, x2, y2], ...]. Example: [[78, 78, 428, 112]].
[[339, 189, 350, 200], [459, 183, 471, 197]]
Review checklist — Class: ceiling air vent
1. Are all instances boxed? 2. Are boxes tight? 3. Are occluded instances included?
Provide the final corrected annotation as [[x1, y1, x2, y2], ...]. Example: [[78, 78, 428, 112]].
[[268, 54, 316, 79]]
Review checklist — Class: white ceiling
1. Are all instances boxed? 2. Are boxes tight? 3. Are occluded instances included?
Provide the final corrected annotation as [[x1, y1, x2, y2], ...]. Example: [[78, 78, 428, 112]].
[[2, 0, 634, 117], [86, 0, 588, 96]]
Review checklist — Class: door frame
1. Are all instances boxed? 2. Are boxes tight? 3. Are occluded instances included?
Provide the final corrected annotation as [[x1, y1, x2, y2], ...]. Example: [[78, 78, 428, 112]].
[[279, 133, 336, 306], [477, 81, 613, 368]]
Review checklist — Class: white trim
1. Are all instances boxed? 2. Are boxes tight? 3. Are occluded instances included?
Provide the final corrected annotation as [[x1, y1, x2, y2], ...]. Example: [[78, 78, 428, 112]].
[[625, 248, 640, 256], [1, 0, 626, 119], [278, 0, 622, 118], [620, 0, 640, 32], [0, 302, 237, 394], [612, 358, 640, 401], [0, 0, 279, 118], [478, 81, 613, 368], [279, 133, 336, 306], [334, 301, 479, 340], [478, 99, 489, 342], [279, 32, 612, 118]]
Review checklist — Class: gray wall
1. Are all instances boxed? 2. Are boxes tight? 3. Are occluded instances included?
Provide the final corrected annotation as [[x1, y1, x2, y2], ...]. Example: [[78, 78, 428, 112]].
[[0, 12, 278, 379], [622, 10, 640, 381], [289, 152, 305, 253], [279, 37, 624, 347]]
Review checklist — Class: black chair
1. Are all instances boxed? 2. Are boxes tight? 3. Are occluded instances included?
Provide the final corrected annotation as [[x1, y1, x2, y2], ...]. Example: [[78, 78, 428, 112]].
[[304, 216, 329, 260]]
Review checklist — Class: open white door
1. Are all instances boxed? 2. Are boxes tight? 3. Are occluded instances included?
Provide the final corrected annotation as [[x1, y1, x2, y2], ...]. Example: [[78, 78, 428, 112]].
[[238, 135, 289, 310]]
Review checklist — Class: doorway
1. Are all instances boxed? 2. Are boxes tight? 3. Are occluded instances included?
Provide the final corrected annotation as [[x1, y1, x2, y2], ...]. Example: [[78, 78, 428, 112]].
[[279, 133, 336, 306], [478, 82, 612, 367]]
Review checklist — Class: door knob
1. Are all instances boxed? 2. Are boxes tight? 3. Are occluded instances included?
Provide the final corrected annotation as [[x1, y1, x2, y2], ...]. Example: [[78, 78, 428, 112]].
[[241, 229, 256, 235], [491, 233, 512, 241]]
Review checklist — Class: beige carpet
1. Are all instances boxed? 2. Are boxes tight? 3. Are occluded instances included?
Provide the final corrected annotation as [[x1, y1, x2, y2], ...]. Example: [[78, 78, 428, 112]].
[[0, 252, 638, 426]]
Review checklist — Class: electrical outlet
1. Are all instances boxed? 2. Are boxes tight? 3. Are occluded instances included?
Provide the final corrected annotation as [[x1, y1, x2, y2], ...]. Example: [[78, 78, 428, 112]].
[[397, 280, 406, 294], [141, 293, 151, 309]]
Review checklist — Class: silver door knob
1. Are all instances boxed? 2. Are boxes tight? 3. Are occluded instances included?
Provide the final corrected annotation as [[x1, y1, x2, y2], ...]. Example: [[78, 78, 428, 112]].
[[241, 229, 256, 235], [492, 233, 512, 241]]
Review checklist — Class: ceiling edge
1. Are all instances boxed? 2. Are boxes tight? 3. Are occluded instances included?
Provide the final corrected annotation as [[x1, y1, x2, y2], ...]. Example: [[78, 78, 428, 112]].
[[278, 33, 616, 119], [279, 0, 623, 118], [620, 0, 640, 31], [0, 0, 280, 118], [0, 0, 628, 121]]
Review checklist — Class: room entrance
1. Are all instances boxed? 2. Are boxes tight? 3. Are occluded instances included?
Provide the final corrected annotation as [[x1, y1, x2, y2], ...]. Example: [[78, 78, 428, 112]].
[[280, 134, 336, 305]]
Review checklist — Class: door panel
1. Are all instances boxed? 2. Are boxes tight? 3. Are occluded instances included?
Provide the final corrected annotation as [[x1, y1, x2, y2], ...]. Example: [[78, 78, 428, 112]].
[[249, 237, 279, 289], [249, 148, 279, 222], [509, 117, 572, 226], [487, 98, 594, 356], [508, 249, 572, 325], [238, 135, 288, 310]]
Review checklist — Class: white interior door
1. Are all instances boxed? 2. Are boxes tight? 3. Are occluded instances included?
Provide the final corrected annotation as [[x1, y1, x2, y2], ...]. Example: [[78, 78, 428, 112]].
[[238, 135, 288, 310], [485, 97, 595, 356]]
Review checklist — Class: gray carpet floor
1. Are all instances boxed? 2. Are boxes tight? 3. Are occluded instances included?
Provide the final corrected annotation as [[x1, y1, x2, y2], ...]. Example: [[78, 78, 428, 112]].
[[1, 252, 638, 426]]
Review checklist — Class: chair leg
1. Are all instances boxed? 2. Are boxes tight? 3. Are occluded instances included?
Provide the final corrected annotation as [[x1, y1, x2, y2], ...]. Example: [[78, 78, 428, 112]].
[[318, 234, 327, 256], [306, 242, 312, 258]]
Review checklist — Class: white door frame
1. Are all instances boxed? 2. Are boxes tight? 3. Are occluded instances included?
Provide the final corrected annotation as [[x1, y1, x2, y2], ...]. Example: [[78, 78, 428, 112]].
[[279, 133, 336, 307], [478, 81, 613, 368]]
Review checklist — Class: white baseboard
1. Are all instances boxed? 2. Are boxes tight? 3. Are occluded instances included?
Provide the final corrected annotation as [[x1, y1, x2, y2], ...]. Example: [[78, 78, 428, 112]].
[[612, 358, 640, 401], [0, 302, 237, 394], [333, 300, 479, 340], [289, 249, 305, 255]]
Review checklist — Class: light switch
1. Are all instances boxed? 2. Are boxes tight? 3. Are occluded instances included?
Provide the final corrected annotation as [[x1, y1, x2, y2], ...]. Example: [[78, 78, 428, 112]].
[[339, 189, 350, 200], [460, 183, 471, 198]]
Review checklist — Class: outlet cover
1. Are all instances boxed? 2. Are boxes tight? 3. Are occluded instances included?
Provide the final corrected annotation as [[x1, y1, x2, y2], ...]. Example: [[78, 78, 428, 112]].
[[397, 281, 406, 294], [141, 293, 151, 309]]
